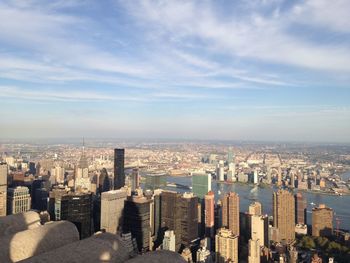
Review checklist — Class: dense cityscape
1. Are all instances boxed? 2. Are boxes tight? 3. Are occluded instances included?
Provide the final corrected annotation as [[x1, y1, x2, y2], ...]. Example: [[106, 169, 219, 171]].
[[0, 141, 349, 262]]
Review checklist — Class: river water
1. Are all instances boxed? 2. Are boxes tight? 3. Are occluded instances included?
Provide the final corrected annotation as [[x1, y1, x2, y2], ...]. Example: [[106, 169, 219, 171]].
[[166, 171, 350, 231]]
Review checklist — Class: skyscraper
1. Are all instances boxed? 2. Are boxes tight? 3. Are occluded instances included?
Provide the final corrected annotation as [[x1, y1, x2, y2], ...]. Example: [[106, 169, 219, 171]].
[[7, 186, 31, 215], [99, 168, 110, 193], [114, 148, 125, 190], [249, 202, 262, 216], [215, 228, 238, 263], [49, 190, 93, 239], [192, 173, 211, 199], [217, 160, 225, 181], [179, 192, 199, 246], [248, 239, 260, 263], [222, 192, 240, 236], [130, 168, 140, 191], [251, 215, 269, 247], [273, 189, 295, 242], [295, 192, 307, 225], [161, 191, 182, 251], [100, 189, 127, 234], [312, 204, 333, 237], [0, 163, 8, 216], [204, 191, 215, 238], [123, 196, 151, 253]]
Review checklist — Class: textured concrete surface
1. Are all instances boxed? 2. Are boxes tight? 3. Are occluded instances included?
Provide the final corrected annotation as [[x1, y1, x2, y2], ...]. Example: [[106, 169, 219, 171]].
[[21, 232, 130, 263], [0, 221, 79, 262], [126, 250, 186, 263], [0, 211, 41, 237]]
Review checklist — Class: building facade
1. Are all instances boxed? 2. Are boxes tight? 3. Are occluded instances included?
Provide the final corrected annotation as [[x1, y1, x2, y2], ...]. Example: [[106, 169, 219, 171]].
[[273, 189, 295, 243], [215, 228, 238, 263], [100, 189, 127, 234], [7, 186, 31, 215], [123, 196, 151, 253], [192, 173, 211, 199], [114, 148, 125, 190], [222, 192, 240, 236], [312, 204, 333, 237], [0, 163, 8, 216], [204, 191, 215, 238]]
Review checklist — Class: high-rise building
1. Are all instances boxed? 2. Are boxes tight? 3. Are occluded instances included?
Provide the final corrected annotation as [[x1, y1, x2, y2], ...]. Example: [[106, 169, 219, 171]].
[[192, 173, 211, 199], [249, 202, 262, 216], [222, 192, 240, 236], [161, 191, 182, 251], [204, 191, 215, 238], [179, 192, 199, 246], [99, 168, 110, 193], [215, 228, 238, 263], [145, 173, 166, 191], [251, 215, 269, 247], [227, 162, 236, 182], [7, 186, 31, 215], [217, 160, 225, 181], [312, 204, 333, 237], [150, 189, 162, 249], [34, 188, 48, 211], [295, 193, 307, 225], [123, 196, 151, 253], [100, 189, 127, 234], [49, 190, 93, 239], [273, 189, 295, 242], [130, 168, 140, 191], [114, 148, 125, 190], [248, 239, 260, 263], [162, 230, 176, 252], [0, 163, 8, 216]]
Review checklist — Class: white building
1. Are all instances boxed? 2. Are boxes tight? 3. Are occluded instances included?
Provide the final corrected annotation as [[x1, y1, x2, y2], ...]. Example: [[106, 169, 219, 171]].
[[162, 230, 176, 252], [7, 186, 31, 215]]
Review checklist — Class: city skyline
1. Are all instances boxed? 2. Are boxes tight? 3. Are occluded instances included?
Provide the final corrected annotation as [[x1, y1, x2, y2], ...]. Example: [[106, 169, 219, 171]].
[[1, 0, 350, 142]]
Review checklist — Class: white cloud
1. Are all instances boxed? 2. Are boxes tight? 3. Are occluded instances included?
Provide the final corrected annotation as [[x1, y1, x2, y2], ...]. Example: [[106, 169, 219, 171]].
[[123, 0, 350, 73]]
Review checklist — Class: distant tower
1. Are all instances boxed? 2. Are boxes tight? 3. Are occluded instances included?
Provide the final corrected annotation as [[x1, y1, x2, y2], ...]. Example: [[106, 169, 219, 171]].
[[114, 149, 125, 190], [7, 186, 31, 215], [217, 160, 225, 181], [0, 163, 8, 216], [273, 189, 295, 242], [130, 168, 140, 191], [192, 172, 211, 199], [312, 204, 333, 237], [204, 191, 215, 238], [215, 228, 238, 263], [294, 193, 307, 225], [221, 192, 240, 236], [101, 189, 127, 234]]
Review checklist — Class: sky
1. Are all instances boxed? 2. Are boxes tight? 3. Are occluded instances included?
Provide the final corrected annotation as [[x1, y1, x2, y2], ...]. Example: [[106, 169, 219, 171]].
[[0, 0, 349, 142]]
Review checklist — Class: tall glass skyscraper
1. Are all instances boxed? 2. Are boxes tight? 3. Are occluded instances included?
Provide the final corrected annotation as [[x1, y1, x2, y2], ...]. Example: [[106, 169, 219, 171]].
[[114, 148, 125, 190], [192, 173, 211, 199]]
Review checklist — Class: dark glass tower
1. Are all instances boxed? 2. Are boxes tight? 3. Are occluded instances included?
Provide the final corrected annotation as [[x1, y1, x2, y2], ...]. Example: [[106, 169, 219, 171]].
[[114, 149, 125, 190], [123, 196, 151, 253], [49, 191, 93, 239]]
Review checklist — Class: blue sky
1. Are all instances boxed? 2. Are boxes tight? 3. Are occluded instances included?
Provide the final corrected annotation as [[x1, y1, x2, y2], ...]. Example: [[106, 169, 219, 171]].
[[0, 0, 349, 142]]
